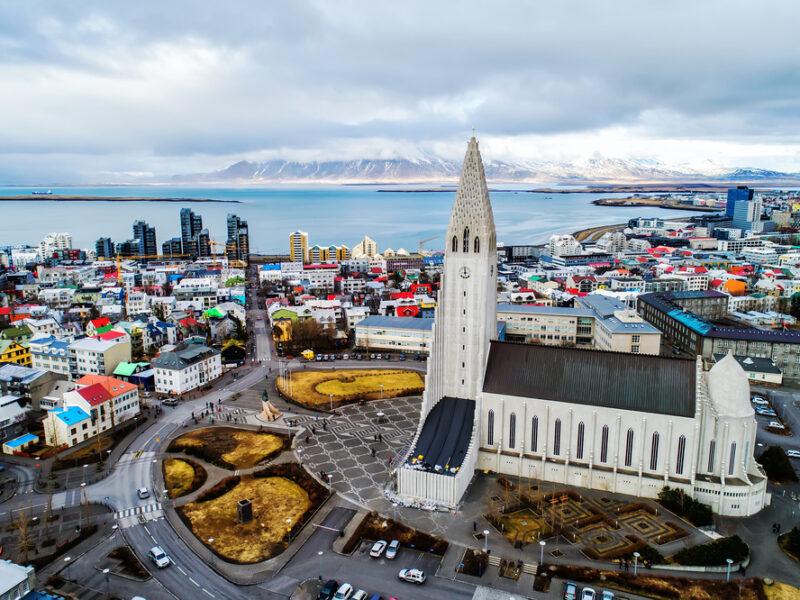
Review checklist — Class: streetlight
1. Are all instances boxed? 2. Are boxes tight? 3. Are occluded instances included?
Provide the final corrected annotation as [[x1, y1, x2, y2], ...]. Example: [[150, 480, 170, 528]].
[[726, 558, 734, 582], [483, 529, 490, 553], [208, 538, 215, 567], [102, 568, 110, 598], [63, 556, 72, 581], [633, 551, 640, 576], [286, 518, 293, 543], [83, 464, 88, 483], [318, 550, 323, 581], [112, 524, 118, 545], [539, 540, 546, 564], [380, 384, 384, 400], [329, 393, 333, 411], [392, 502, 398, 521]]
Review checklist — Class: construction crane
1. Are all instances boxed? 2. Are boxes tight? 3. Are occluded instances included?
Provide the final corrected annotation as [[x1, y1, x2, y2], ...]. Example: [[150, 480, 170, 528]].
[[210, 239, 243, 269], [419, 236, 439, 253], [97, 253, 190, 284]]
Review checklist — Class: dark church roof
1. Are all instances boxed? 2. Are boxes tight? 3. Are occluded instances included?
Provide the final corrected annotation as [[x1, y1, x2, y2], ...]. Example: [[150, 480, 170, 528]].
[[407, 396, 475, 475], [483, 341, 696, 417]]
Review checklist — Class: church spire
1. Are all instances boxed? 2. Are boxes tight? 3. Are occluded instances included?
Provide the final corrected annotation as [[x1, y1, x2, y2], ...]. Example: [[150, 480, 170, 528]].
[[448, 137, 495, 242]]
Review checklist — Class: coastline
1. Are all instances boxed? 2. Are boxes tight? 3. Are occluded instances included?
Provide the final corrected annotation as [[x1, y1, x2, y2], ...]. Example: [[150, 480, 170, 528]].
[[592, 197, 720, 212], [572, 215, 693, 243], [0, 195, 241, 203]]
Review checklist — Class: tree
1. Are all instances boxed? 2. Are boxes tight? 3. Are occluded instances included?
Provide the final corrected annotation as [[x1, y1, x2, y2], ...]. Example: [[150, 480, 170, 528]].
[[758, 445, 798, 483], [162, 280, 173, 297], [231, 315, 248, 342], [152, 302, 167, 322]]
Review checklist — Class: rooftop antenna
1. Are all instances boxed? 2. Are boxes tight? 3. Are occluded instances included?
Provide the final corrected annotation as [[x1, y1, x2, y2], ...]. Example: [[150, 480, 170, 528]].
[[472, 126, 476, 138]]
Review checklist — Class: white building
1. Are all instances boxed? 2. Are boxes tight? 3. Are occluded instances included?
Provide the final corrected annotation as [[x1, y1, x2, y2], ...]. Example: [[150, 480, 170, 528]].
[[0, 560, 35, 600], [396, 137, 768, 517], [355, 316, 433, 354], [548, 234, 583, 257], [152, 343, 222, 395], [38, 232, 73, 259]]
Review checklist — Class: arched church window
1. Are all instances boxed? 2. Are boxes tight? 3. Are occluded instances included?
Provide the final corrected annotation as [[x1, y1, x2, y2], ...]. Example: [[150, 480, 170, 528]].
[[463, 227, 470, 253], [708, 440, 716, 472], [576, 421, 585, 460], [624, 428, 634, 467], [553, 419, 562, 455], [487, 410, 495, 446], [452, 236, 458, 252], [676, 435, 686, 475], [600, 425, 609, 463], [474, 236, 480, 253], [650, 431, 660, 471], [728, 442, 736, 476], [531, 416, 539, 452], [509, 413, 517, 449]]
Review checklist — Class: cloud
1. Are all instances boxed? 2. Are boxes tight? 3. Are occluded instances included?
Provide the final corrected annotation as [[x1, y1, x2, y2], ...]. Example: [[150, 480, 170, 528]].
[[1, 0, 799, 182]]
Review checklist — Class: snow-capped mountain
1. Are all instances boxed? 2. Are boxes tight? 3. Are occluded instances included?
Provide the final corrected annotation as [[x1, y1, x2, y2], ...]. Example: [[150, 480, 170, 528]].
[[172, 157, 800, 184]]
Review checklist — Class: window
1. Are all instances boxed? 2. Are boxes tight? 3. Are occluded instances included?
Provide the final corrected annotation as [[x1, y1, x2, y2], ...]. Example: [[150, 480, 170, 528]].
[[576, 421, 585, 460], [624, 428, 634, 467], [708, 440, 716, 472], [509, 413, 517, 449], [632, 335, 640, 343], [452, 236, 458, 252], [729, 442, 736, 476], [631, 345, 640, 353], [487, 410, 494, 446], [474, 236, 480, 253], [553, 419, 562, 455], [463, 227, 470, 253], [650, 432, 660, 471], [676, 435, 686, 475], [600, 425, 609, 463], [531, 416, 539, 452]]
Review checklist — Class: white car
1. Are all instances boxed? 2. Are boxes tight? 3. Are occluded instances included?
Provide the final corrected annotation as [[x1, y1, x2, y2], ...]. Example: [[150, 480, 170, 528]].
[[351, 591, 368, 600], [333, 583, 353, 600], [581, 587, 596, 600], [752, 396, 769, 406], [385, 539, 400, 559], [137, 487, 150, 499], [787, 449, 800, 458], [769, 421, 785, 429], [369, 540, 387, 558], [148, 546, 170, 568], [601, 591, 615, 600], [398, 568, 426, 584]]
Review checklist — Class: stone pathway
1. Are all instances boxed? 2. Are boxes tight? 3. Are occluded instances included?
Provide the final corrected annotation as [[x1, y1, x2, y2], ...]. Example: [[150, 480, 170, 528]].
[[296, 396, 421, 505]]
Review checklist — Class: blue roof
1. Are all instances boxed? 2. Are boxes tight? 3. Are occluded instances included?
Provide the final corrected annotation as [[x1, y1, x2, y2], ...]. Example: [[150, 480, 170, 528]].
[[262, 263, 281, 271], [4, 433, 38, 448], [54, 406, 90, 426], [357, 315, 434, 331]]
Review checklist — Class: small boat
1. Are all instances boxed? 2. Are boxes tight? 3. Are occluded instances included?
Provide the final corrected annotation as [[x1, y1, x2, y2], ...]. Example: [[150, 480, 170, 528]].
[[32, 190, 53, 195]]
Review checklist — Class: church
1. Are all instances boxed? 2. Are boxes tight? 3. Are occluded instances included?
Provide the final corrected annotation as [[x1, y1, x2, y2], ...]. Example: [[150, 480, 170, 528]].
[[396, 137, 769, 517]]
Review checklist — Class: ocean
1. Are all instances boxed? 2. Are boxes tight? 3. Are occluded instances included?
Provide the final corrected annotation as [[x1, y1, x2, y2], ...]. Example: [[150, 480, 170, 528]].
[[0, 184, 704, 253]]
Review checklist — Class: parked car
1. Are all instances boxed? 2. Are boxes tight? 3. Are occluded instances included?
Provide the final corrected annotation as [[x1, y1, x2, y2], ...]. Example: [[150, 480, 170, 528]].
[[162, 398, 178, 406], [336, 354, 343, 360], [318, 580, 339, 600], [752, 396, 769, 406], [328, 354, 336, 361], [769, 421, 785, 429], [398, 568, 425, 584], [756, 408, 777, 416], [333, 583, 354, 600], [385, 539, 400, 559], [370, 354, 376, 360], [370, 540, 388, 558], [563, 582, 578, 600], [343, 354, 350, 360], [601, 591, 615, 600], [316, 355, 323, 362], [148, 546, 170, 568], [137, 487, 150, 499], [357, 354, 363, 360], [581, 587, 596, 600], [383, 354, 390, 360], [399, 354, 406, 361], [351, 591, 369, 600], [787, 449, 800, 458], [322, 354, 329, 361]]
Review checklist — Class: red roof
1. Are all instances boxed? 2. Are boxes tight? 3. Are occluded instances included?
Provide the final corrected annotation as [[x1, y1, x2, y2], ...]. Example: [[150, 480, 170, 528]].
[[94, 330, 126, 341], [711, 279, 723, 287], [0, 307, 10, 315], [179, 317, 199, 328], [76, 382, 112, 406], [90, 317, 110, 329], [370, 267, 383, 274]]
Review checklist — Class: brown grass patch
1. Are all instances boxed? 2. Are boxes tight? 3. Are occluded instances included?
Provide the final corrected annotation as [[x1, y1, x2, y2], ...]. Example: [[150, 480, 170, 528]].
[[163, 458, 207, 498], [167, 427, 287, 470], [764, 581, 800, 600], [179, 476, 310, 563], [277, 369, 423, 408]]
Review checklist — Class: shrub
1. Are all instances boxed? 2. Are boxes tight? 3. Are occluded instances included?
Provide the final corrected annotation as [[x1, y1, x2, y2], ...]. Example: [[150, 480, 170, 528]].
[[657, 487, 713, 527], [781, 527, 800, 558], [673, 535, 749, 566], [758, 445, 798, 483]]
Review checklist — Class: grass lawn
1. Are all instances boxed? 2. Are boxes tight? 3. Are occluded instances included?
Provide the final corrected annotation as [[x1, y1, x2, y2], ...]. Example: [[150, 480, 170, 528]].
[[498, 508, 549, 546], [179, 476, 311, 563], [168, 427, 286, 470], [163, 458, 207, 498], [277, 369, 424, 408], [764, 582, 800, 600]]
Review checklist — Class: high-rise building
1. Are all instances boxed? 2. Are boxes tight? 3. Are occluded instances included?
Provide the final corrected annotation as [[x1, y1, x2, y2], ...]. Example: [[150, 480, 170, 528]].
[[732, 194, 763, 233], [197, 228, 212, 258], [39, 232, 73, 260], [226, 214, 249, 264], [352, 236, 377, 258], [132, 220, 157, 257], [290, 231, 308, 263], [115, 240, 139, 258], [95, 237, 114, 259], [307, 244, 327, 263], [180, 208, 203, 257], [162, 237, 183, 257], [726, 186, 754, 217]]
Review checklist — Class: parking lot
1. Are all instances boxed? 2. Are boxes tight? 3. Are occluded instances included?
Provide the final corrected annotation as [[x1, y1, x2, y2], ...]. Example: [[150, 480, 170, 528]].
[[752, 386, 800, 458]]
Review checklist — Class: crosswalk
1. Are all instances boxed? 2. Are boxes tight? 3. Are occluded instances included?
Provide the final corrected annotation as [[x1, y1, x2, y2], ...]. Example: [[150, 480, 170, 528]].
[[115, 502, 162, 519]]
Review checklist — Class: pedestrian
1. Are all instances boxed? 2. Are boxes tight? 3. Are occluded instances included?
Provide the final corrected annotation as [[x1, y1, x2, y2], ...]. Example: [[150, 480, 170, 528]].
[[473, 521, 477, 532], [311, 426, 316, 435], [305, 435, 309, 444], [371, 447, 376, 457], [378, 433, 382, 443]]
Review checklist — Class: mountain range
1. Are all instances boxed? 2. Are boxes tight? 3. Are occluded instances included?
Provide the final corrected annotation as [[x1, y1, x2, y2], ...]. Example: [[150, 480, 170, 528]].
[[171, 157, 800, 185]]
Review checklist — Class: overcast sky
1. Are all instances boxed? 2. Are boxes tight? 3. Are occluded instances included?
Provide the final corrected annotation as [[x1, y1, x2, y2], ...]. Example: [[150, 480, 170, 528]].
[[2, 1, 800, 183]]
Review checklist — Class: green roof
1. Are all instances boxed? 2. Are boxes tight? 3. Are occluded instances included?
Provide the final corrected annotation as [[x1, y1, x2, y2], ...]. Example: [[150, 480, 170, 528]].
[[203, 307, 225, 319], [1, 325, 31, 339], [113, 361, 149, 376]]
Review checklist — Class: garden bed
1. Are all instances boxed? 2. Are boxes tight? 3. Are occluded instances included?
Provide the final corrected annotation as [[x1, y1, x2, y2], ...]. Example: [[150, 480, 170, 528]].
[[342, 511, 449, 555], [163, 458, 208, 498], [460, 547, 488, 577], [167, 427, 287, 470], [277, 369, 424, 409]]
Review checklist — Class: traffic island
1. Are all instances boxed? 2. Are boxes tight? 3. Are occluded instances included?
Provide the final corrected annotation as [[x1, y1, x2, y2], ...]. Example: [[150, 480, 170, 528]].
[[176, 462, 327, 564], [276, 368, 424, 409], [163, 457, 208, 498], [167, 426, 288, 470]]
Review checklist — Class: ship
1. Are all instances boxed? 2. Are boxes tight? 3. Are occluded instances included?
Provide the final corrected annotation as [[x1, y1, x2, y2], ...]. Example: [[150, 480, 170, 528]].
[[31, 190, 53, 195]]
